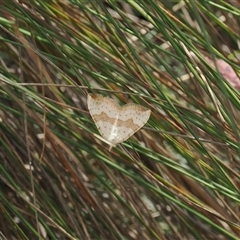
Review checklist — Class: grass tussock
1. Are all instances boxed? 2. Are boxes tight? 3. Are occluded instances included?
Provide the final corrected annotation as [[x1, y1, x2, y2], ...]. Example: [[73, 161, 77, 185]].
[[0, 1, 240, 239]]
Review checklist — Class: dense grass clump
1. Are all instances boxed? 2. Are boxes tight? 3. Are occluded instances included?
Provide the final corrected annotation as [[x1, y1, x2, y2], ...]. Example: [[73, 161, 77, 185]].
[[0, 1, 240, 239]]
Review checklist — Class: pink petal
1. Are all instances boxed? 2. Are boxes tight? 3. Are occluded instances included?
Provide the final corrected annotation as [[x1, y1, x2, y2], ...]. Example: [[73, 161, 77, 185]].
[[205, 57, 240, 90]]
